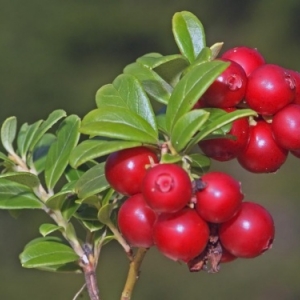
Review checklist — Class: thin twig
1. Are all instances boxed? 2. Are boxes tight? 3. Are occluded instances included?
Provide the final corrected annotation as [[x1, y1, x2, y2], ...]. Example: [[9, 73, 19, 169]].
[[121, 248, 148, 300], [73, 283, 87, 300]]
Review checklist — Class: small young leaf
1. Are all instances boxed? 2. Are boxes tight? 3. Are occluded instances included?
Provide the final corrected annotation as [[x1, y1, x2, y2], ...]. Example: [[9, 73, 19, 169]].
[[96, 74, 157, 132], [186, 108, 257, 150], [17, 120, 43, 159], [20, 239, 79, 268], [172, 11, 206, 63], [160, 153, 183, 164], [80, 107, 158, 144], [165, 60, 229, 133], [79, 220, 104, 232], [171, 109, 210, 152], [75, 162, 109, 199], [0, 172, 40, 188], [156, 114, 168, 135], [124, 62, 172, 105], [98, 203, 116, 225], [1, 116, 17, 154], [210, 42, 224, 60], [45, 115, 81, 190], [0, 179, 43, 209], [39, 223, 63, 237], [70, 140, 142, 168], [188, 153, 211, 174]]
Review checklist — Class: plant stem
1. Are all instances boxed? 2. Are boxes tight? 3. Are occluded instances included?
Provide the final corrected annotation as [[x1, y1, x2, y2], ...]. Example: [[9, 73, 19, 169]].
[[121, 247, 148, 300]]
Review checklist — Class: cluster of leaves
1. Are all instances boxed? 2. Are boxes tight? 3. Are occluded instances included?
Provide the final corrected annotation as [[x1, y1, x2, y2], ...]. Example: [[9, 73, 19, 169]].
[[0, 11, 256, 280]]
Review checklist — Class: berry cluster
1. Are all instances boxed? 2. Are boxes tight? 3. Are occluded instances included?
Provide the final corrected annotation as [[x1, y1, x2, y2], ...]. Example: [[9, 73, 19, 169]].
[[105, 146, 274, 272], [197, 46, 300, 173]]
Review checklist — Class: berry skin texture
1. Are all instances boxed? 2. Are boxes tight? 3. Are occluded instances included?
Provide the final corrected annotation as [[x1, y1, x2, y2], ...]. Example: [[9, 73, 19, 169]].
[[198, 108, 250, 161], [105, 146, 158, 196], [117, 193, 157, 248], [221, 46, 265, 77], [202, 58, 247, 108], [219, 202, 275, 258], [245, 64, 296, 115], [272, 104, 300, 150], [237, 120, 288, 173], [142, 163, 192, 213], [195, 172, 244, 223], [153, 208, 209, 262]]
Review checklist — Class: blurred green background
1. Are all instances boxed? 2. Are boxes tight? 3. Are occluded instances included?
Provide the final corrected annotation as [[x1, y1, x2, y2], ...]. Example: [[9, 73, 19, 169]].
[[1, 1, 300, 299]]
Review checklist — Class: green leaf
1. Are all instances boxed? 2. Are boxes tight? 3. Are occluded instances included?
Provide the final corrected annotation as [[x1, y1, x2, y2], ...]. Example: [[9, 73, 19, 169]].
[[138, 54, 189, 87], [70, 140, 142, 168], [171, 109, 210, 152], [124, 62, 172, 105], [0, 179, 43, 209], [65, 166, 85, 182], [135, 52, 163, 66], [46, 190, 73, 210], [29, 109, 67, 153], [97, 203, 116, 225], [165, 60, 229, 133], [0, 172, 40, 188], [31, 133, 57, 174], [61, 196, 81, 221], [39, 223, 63, 237], [160, 153, 183, 164], [156, 114, 168, 135], [36, 262, 81, 273], [75, 162, 110, 199], [1, 116, 17, 154], [45, 115, 81, 190], [172, 11, 206, 63], [80, 107, 158, 144], [210, 42, 224, 60], [186, 108, 257, 151], [75, 205, 99, 221], [188, 153, 211, 174], [79, 219, 104, 232], [96, 74, 157, 132], [20, 238, 79, 268], [17, 120, 43, 159], [0, 151, 12, 164]]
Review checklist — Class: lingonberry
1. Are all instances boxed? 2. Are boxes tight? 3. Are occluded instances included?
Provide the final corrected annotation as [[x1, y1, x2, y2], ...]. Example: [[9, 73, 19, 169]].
[[195, 172, 244, 223], [198, 108, 250, 161], [272, 104, 300, 150], [237, 120, 288, 173], [153, 208, 209, 262], [202, 58, 247, 108], [245, 64, 296, 115], [105, 146, 158, 196], [221, 46, 265, 76], [141, 163, 192, 213], [117, 193, 157, 248], [219, 201, 275, 258], [220, 247, 237, 263]]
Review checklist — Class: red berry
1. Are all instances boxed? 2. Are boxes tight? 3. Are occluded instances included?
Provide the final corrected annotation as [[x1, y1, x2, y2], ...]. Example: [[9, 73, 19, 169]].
[[272, 104, 300, 150], [291, 148, 300, 159], [117, 194, 157, 248], [237, 120, 288, 173], [221, 46, 265, 76], [105, 146, 158, 196], [219, 201, 275, 258], [202, 59, 247, 108], [198, 108, 250, 161], [220, 247, 237, 263], [142, 163, 192, 213], [245, 64, 296, 115], [153, 208, 209, 262], [195, 172, 244, 223]]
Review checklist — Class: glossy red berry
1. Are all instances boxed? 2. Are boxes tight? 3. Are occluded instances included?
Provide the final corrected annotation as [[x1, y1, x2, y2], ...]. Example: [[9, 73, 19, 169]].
[[195, 172, 244, 223], [153, 208, 209, 262], [105, 146, 158, 196], [237, 120, 288, 173], [245, 64, 296, 115], [221, 46, 265, 76], [198, 108, 250, 161], [219, 201, 275, 258], [117, 193, 157, 248], [142, 163, 192, 213], [202, 59, 247, 108], [272, 104, 300, 150]]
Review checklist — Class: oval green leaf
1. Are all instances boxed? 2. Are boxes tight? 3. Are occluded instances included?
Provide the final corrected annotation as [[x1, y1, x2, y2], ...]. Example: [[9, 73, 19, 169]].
[[70, 140, 142, 168], [1, 116, 17, 154], [39, 223, 63, 237], [20, 239, 79, 268], [0, 172, 40, 188], [45, 115, 81, 190], [172, 11, 206, 63]]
